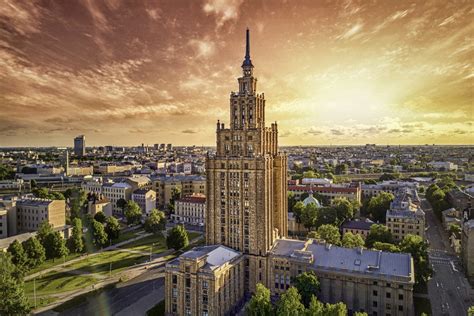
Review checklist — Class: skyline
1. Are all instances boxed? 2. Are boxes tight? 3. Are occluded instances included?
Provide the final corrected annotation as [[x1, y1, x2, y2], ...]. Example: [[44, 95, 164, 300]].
[[1, 0, 473, 147]]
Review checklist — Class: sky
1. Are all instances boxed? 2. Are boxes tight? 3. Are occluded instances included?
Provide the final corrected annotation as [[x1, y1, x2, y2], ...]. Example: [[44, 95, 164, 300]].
[[0, 0, 473, 147]]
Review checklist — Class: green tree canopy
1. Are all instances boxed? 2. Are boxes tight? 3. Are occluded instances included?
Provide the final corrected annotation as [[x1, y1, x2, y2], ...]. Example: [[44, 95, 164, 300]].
[[367, 192, 394, 223], [44, 231, 69, 261], [246, 283, 273, 316], [293, 271, 320, 307], [105, 216, 121, 240], [276, 286, 305, 316], [7, 240, 28, 270], [93, 211, 107, 223], [68, 218, 84, 253], [0, 252, 30, 315], [91, 219, 108, 248], [373, 242, 400, 253], [292, 201, 305, 223], [448, 224, 461, 239], [0, 164, 15, 180], [166, 225, 189, 250], [317, 224, 341, 245], [22, 237, 46, 269], [400, 234, 432, 286], [331, 197, 355, 223], [36, 221, 54, 246], [144, 209, 167, 234], [341, 232, 365, 248], [116, 198, 127, 210], [301, 203, 319, 231], [124, 201, 142, 225], [365, 224, 393, 248]]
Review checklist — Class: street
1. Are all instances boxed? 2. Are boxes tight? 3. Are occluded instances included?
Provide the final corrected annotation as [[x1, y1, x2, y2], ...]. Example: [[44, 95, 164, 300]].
[[423, 198, 474, 316]]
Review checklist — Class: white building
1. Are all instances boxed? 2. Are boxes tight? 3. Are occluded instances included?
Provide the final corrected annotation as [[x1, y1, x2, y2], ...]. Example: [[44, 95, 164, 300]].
[[301, 178, 333, 185], [102, 182, 132, 215], [132, 189, 156, 215], [428, 161, 458, 171], [172, 194, 206, 225]]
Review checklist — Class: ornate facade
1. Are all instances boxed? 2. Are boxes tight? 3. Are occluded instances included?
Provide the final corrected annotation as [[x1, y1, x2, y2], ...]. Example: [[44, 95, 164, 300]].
[[165, 30, 414, 316]]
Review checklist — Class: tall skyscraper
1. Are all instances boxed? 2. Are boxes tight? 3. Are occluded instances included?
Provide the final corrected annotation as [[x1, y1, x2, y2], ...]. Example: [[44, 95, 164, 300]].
[[74, 135, 86, 156], [206, 28, 287, 289]]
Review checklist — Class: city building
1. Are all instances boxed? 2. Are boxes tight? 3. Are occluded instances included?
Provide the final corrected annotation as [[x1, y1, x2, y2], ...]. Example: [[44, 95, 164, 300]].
[[361, 181, 418, 200], [447, 189, 473, 220], [461, 219, 474, 282], [165, 29, 414, 316], [428, 161, 458, 171], [102, 182, 132, 215], [288, 184, 361, 205], [15, 198, 66, 233], [0, 209, 7, 238], [132, 189, 156, 215], [386, 188, 425, 242], [87, 194, 113, 217], [74, 135, 86, 157], [172, 194, 206, 225], [341, 219, 374, 238], [153, 175, 206, 208]]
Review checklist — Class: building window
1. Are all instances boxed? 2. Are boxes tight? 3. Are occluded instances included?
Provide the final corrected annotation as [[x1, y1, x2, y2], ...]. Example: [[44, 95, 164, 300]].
[[373, 290, 378, 296], [185, 277, 191, 288], [172, 304, 177, 313], [386, 292, 391, 299], [203, 281, 208, 289], [386, 303, 391, 310], [398, 294, 403, 300], [398, 305, 403, 311], [373, 301, 377, 307], [172, 275, 177, 284]]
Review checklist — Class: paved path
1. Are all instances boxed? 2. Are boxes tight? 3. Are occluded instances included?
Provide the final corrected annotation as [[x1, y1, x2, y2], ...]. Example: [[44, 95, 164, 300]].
[[26, 231, 151, 281], [423, 198, 474, 316]]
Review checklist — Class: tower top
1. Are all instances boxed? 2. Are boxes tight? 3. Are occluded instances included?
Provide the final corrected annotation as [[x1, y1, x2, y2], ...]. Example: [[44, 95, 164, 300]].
[[242, 28, 253, 68]]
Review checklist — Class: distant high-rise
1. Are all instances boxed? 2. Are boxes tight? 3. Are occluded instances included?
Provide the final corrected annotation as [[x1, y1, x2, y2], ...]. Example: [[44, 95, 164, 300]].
[[74, 135, 86, 156]]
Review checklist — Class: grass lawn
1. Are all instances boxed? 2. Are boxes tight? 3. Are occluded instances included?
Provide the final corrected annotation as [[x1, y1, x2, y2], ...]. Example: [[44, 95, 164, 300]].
[[147, 300, 165, 316], [119, 234, 167, 254], [28, 296, 57, 310], [188, 231, 201, 240], [65, 250, 146, 276], [24, 271, 97, 296], [27, 253, 82, 275], [414, 297, 432, 316], [111, 229, 143, 245]]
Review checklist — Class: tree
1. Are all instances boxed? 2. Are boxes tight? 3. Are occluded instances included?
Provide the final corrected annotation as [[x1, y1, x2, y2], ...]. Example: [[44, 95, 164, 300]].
[[105, 216, 121, 240], [307, 295, 325, 315], [334, 163, 348, 175], [68, 218, 84, 253], [0, 252, 30, 315], [367, 192, 394, 223], [293, 201, 305, 223], [36, 221, 54, 245], [276, 286, 305, 316], [448, 224, 461, 239], [468, 306, 474, 316], [314, 207, 338, 227], [288, 192, 297, 213], [373, 242, 400, 253], [246, 283, 273, 316], [0, 164, 15, 180], [302, 170, 318, 178], [317, 224, 341, 245], [324, 302, 348, 316], [400, 234, 432, 286], [7, 240, 28, 269], [44, 231, 69, 261], [293, 271, 320, 307], [144, 209, 167, 234], [91, 220, 108, 248], [379, 173, 397, 181], [94, 211, 107, 223], [341, 232, 365, 248], [124, 201, 142, 225], [116, 198, 127, 211], [166, 225, 189, 250], [331, 197, 355, 223], [301, 203, 319, 231], [22, 237, 45, 268], [354, 312, 369, 316], [365, 224, 393, 248]]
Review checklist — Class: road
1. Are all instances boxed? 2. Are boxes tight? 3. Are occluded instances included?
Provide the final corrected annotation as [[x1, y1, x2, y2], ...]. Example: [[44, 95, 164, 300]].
[[423, 198, 474, 316]]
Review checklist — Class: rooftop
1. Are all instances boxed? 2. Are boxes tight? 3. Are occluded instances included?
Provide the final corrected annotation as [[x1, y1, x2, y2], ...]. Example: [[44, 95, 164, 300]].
[[169, 245, 241, 271], [342, 219, 374, 231]]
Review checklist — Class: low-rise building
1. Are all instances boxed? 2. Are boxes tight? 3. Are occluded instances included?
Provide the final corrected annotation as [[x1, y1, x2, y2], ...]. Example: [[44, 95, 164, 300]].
[[87, 194, 113, 217], [341, 219, 374, 238], [288, 184, 361, 205], [153, 175, 206, 208], [172, 194, 206, 225], [15, 198, 66, 233], [361, 181, 418, 200], [386, 188, 425, 242], [0, 209, 7, 238], [102, 182, 132, 215], [165, 245, 245, 315], [132, 189, 156, 215]]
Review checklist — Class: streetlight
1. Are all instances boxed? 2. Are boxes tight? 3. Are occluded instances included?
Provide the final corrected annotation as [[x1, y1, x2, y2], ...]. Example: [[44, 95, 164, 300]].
[[33, 277, 37, 309]]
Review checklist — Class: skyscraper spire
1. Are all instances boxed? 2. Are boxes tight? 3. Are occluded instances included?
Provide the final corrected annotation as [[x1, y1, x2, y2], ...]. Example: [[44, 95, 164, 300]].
[[242, 28, 253, 68]]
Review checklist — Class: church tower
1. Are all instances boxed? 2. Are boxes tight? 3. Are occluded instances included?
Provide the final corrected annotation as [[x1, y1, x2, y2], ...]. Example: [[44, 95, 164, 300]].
[[206, 29, 288, 291]]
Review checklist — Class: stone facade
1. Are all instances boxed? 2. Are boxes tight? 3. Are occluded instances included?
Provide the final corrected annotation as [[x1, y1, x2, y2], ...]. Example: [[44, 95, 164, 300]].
[[462, 220, 474, 281], [15, 198, 66, 233], [172, 195, 206, 225]]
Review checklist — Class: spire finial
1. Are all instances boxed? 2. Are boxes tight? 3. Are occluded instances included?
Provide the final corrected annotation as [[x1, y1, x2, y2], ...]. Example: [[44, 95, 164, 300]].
[[242, 28, 253, 68]]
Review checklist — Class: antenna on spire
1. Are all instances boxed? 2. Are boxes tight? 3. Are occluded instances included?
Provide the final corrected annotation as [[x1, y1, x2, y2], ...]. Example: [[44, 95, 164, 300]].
[[242, 28, 253, 69]]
